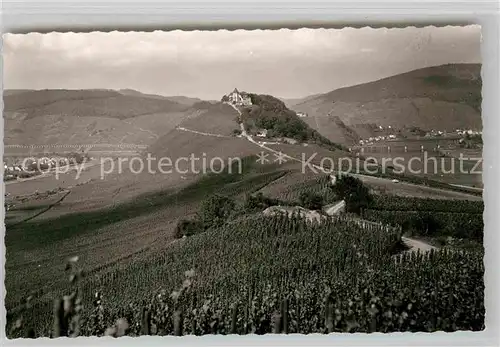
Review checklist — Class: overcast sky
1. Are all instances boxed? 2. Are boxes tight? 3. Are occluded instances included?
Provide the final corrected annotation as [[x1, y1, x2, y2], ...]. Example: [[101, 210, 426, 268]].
[[3, 26, 481, 100]]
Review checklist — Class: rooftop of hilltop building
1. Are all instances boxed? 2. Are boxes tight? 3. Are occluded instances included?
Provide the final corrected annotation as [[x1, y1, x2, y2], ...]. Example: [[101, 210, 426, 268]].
[[222, 88, 252, 106], [230, 88, 250, 96]]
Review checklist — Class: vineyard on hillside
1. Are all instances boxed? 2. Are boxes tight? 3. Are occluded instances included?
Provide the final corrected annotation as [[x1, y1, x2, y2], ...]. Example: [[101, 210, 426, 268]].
[[368, 195, 484, 213], [258, 173, 337, 206], [8, 214, 484, 337], [363, 194, 484, 241]]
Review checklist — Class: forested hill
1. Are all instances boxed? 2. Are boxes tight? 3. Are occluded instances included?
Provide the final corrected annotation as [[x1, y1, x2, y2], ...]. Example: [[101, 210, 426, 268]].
[[291, 63, 482, 132], [242, 93, 345, 150]]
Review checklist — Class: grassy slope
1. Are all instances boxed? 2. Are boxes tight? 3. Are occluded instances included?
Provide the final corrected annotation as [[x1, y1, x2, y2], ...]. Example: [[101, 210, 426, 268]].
[[117, 88, 208, 107], [6, 132, 262, 217], [4, 89, 189, 119], [5, 157, 287, 307], [301, 114, 361, 145], [4, 92, 242, 156], [3, 89, 193, 154], [177, 102, 241, 136], [356, 173, 483, 200]]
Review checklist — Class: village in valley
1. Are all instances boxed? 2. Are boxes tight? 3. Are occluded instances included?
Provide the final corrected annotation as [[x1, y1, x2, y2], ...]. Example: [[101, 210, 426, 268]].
[[3, 152, 89, 182]]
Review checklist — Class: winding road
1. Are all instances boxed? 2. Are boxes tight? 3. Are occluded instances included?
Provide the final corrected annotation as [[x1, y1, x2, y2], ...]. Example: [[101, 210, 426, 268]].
[[176, 126, 231, 138], [324, 200, 346, 215], [401, 236, 437, 252], [228, 103, 330, 172]]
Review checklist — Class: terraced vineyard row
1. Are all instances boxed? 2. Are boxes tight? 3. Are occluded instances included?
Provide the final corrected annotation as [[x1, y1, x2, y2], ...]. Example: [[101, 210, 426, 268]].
[[369, 195, 484, 213], [363, 209, 483, 240], [10, 214, 483, 337], [259, 173, 337, 205]]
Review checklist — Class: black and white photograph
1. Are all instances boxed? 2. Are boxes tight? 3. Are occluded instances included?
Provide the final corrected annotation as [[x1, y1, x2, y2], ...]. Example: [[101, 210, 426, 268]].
[[2, 25, 485, 338]]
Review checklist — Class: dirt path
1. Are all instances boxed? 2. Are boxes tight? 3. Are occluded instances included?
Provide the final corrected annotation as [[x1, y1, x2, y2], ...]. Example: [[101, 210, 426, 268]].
[[334, 216, 437, 253], [362, 219, 437, 253], [228, 103, 319, 166], [450, 183, 483, 192], [321, 201, 438, 255], [123, 120, 159, 139], [176, 126, 231, 138], [401, 236, 437, 252], [324, 200, 346, 215]]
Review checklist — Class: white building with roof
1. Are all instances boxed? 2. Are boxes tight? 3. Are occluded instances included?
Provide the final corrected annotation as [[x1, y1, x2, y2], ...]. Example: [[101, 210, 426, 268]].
[[225, 88, 252, 106], [256, 129, 268, 138]]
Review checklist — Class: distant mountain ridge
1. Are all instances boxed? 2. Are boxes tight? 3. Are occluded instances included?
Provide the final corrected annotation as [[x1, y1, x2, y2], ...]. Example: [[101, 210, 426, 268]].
[[280, 94, 322, 109], [117, 89, 206, 106], [289, 63, 482, 145], [3, 63, 481, 151], [3, 89, 213, 154], [3, 89, 206, 113]]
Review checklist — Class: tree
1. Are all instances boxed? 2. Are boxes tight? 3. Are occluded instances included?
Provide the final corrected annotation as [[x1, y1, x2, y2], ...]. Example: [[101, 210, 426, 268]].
[[298, 192, 324, 211], [244, 192, 286, 211], [198, 194, 236, 230], [245, 192, 267, 211], [331, 174, 372, 214], [174, 219, 204, 239], [415, 212, 441, 236]]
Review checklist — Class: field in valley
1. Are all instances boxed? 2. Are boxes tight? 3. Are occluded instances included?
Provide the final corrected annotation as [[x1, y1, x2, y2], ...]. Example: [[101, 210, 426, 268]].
[[352, 139, 483, 188], [353, 173, 482, 200]]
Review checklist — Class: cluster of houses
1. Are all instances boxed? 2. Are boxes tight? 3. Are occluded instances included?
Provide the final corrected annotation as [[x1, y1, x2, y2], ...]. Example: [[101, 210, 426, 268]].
[[356, 127, 482, 148], [256, 129, 268, 138], [4, 163, 24, 173], [358, 134, 397, 145], [252, 129, 297, 145], [3, 156, 78, 181], [454, 129, 482, 136], [3, 163, 34, 181], [424, 129, 482, 138], [425, 130, 446, 137], [424, 128, 483, 137], [3, 160, 39, 177], [222, 88, 252, 106]]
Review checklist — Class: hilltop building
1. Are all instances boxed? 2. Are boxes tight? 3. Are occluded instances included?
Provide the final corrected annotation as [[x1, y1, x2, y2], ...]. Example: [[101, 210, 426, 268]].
[[256, 129, 268, 138], [222, 88, 252, 106]]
